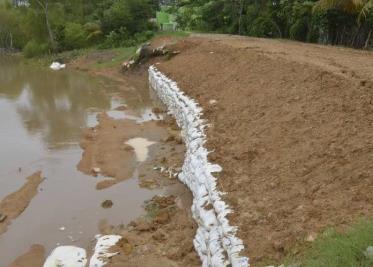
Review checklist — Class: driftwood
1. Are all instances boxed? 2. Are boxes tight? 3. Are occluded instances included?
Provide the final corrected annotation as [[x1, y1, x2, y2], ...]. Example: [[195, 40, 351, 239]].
[[121, 43, 180, 72]]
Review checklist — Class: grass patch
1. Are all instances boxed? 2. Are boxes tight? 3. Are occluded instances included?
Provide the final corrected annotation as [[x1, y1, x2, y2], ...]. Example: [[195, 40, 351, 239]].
[[289, 220, 373, 267], [92, 46, 137, 69]]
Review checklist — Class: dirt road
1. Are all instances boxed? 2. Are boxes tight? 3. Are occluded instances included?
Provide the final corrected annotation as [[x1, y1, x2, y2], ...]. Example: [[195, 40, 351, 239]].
[[157, 34, 373, 265]]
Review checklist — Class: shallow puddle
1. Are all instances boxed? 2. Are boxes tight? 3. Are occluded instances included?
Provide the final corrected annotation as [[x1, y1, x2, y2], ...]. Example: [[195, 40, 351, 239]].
[[0, 57, 167, 265]]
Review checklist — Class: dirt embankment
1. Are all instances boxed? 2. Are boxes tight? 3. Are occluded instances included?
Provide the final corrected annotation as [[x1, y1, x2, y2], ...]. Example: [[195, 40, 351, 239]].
[[0, 171, 43, 236], [157, 35, 373, 265]]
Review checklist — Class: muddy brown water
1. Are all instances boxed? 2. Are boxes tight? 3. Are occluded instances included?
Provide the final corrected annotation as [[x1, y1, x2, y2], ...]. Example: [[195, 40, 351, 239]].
[[0, 56, 169, 265]]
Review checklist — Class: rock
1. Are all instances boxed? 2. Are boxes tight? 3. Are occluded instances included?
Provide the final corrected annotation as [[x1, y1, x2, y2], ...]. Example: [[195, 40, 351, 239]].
[[305, 232, 317, 242], [152, 107, 164, 114], [175, 135, 183, 144], [114, 105, 127, 111], [154, 209, 171, 225], [152, 230, 166, 241], [92, 167, 101, 173], [135, 219, 152, 231], [101, 200, 113, 209], [272, 240, 285, 253], [364, 246, 373, 260], [0, 213, 7, 223]]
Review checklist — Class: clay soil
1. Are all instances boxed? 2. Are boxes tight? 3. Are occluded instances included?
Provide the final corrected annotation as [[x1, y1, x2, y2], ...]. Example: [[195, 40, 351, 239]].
[[157, 34, 373, 265], [0, 172, 43, 236], [8, 244, 45, 267]]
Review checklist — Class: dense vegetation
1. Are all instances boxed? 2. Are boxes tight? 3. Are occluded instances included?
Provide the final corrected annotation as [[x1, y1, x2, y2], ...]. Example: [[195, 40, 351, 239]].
[[171, 0, 372, 48], [0, 0, 372, 57], [0, 0, 159, 56]]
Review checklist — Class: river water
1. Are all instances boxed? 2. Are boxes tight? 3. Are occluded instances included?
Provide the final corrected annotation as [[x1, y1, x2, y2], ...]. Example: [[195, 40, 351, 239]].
[[0, 57, 166, 265]]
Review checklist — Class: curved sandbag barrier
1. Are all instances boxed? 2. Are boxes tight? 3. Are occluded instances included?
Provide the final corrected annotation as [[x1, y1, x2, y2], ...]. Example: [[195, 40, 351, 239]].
[[149, 66, 249, 267]]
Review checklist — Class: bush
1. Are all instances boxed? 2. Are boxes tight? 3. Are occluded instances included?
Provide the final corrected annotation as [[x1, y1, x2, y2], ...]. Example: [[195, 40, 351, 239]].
[[133, 30, 154, 43], [84, 22, 103, 43], [64, 22, 88, 50], [249, 17, 281, 38], [101, 27, 132, 48], [289, 19, 308, 41], [23, 39, 49, 58]]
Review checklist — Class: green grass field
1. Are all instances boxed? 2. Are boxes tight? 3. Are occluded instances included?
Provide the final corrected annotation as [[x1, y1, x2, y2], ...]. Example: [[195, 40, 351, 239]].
[[286, 220, 373, 267]]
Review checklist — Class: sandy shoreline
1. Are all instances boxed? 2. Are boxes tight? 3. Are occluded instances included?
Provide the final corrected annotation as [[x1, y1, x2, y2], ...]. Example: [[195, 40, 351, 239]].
[[0, 172, 43, 236]]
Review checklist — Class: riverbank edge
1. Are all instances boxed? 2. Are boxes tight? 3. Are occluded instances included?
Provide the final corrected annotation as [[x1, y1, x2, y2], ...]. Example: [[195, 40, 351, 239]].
[[149, 66, 248, 267]]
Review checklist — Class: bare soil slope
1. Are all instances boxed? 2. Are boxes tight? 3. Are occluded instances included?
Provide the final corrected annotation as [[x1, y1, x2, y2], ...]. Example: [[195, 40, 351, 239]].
[[157, 35, 373, 265]]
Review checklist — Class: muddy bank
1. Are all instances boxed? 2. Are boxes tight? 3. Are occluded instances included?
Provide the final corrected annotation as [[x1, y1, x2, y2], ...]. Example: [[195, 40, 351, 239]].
[[77, 94, 185, 191], [1, 40, 198, 266], [98, 194, 200, 267], [0, 172, 43, 236], [7, 244, 45, 267], [156, 35, 373, 265], [70, 48, 199, 266]]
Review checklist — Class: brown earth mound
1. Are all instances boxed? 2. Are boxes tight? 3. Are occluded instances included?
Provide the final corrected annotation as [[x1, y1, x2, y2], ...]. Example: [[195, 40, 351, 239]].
[[157, 35, 373, 265]]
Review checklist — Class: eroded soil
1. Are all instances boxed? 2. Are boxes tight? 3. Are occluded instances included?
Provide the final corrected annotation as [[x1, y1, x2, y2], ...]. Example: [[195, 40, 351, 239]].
[[0, 172, 43, 236], [157, 34, 373, 265], [72, 53, 199, 266], [7, 244, 45, 267], [98, 194, 200, 267]]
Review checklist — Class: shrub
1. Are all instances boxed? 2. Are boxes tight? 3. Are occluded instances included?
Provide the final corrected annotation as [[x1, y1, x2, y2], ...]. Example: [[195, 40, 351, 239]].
[[249, 17, 281, 38], [23, 39, 49, 58], [290, 19, 309, 41], [64, 22, 88, 50], [84, 22, 103, 43], [133, 30, 154, 43]]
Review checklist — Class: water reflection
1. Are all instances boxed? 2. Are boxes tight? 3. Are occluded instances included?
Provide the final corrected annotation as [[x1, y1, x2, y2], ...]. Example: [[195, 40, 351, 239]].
[[0, 56, 165, 265], [0, 57, 112, 149]]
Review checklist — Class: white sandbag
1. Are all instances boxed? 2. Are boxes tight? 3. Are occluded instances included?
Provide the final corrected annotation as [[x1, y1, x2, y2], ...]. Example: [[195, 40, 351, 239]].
[[50, 62, 66, 71], [89, 235, 122, 267], [43, 246, 87, 267]]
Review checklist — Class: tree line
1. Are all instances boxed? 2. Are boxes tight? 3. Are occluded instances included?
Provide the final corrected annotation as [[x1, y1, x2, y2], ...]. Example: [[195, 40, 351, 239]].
[[0, 0, 372, 57], [0, 0, 159, 56], [171, 0, 372, 48]]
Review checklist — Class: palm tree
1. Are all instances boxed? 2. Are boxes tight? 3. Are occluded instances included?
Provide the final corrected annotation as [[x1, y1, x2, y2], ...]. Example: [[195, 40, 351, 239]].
[[314, 0, 372, 47], [314, 0, 359, 13]]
